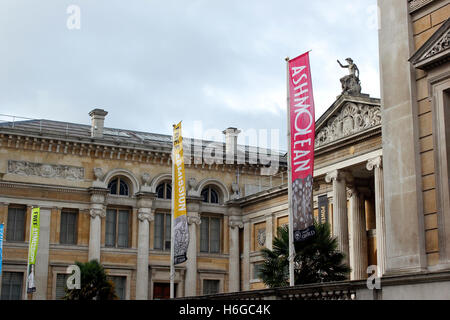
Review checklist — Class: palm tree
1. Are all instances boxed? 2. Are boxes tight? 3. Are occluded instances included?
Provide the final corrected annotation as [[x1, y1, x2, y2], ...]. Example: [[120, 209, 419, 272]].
[[64, 260, 118, 300], [259, 222, 350, 288]]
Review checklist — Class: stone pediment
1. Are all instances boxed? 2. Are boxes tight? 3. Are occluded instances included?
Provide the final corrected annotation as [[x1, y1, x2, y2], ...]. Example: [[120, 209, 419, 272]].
[[410, 18, 450, 70], [314, 94, 381, 149]]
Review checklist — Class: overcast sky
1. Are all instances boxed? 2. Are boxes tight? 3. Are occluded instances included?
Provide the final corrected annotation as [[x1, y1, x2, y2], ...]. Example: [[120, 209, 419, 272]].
[[0, 0, 380, 151]]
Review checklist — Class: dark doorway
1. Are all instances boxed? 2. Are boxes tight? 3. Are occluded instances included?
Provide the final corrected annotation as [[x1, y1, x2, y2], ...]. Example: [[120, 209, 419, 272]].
[[153, 283, 176, 299]]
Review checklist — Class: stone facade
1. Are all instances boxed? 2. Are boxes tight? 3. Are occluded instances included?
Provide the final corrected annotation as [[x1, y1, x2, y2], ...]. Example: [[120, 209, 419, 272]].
[[0, 0, 448, 300]]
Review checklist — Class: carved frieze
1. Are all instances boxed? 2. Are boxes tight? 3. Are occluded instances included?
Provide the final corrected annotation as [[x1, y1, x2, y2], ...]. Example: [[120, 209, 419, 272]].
[[315, 102, 381, 147], [8, 160, 84, 181]]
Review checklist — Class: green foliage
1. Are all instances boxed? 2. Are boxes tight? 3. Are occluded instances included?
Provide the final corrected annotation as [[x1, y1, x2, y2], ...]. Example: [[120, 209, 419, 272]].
[[259, 222, 350, 288], [64, 260, 118, 300]]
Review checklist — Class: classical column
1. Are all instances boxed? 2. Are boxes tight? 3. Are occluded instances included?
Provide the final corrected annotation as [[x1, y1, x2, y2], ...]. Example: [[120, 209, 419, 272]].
[[88, 189, 106, 262], [325, 170, 350, 266], [348, 188, 368, 280], [33, 207, 51, 300], [229, 217, 243, 292], [185, 212, 201, 297], [367, 156, 387, 276], [242, 218, 250, 291], [136, 208, 153, 300]]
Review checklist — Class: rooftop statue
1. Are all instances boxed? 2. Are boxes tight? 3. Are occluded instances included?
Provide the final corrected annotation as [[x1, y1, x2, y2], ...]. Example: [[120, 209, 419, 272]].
[[337, 58, 362, 95]]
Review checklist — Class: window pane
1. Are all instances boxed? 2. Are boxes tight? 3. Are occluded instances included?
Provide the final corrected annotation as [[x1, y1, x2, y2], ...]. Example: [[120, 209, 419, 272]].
[[108, 276, 126, 300], [119, 180, 129, 196], [105, 209, 116, 247], [117, 210, 129, 247], [166, 184, 172, 200], [56, 274, 68, 300], [210, 189, 219, 204], [164, 214, 171, 251], [1, 272, 23, 300], [201, 189, 208, 203], [203, 280, 219, 295], [156, 184, 164, 199], [108, 179, 118, 195], [60, 211, 77, 245], [7, 207, 25, 241], [154, 213, 163, 250], [253, 263, 263, 280], [200, 217, 209, 252], [210, 218, 220, 253]]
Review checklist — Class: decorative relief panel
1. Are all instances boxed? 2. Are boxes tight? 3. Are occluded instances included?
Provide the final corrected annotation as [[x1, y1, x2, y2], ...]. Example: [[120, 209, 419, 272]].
[[7, 160, 85, 181], [257, 229, 266, 247], [424, 30, 450, 59], [315, 102, 381, 147]]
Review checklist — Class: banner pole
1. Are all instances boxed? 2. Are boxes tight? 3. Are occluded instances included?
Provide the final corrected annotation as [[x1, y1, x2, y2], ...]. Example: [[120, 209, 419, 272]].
[[170, 131, 175, 299], [285, 57, 295, 287]]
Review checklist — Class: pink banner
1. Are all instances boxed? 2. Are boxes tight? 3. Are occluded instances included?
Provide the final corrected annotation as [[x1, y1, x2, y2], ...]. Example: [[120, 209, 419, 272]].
[[288, 52, 316, 242]]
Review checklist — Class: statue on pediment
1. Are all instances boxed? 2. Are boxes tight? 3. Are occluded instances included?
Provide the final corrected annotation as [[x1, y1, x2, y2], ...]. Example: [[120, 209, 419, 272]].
[[337, 58, 361, 95]]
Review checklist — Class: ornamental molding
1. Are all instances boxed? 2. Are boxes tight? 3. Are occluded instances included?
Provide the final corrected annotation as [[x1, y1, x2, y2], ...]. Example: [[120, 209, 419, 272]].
[[187, 215, 201, 225], [408, 0, 435, 13], [410, 19, 450, 70], [89, 208, 105, 219], [138, 208, 154, 222], [257, 228, 266, 247], [424, 30, 450, 59], [8, 160, 84, 181], [315, 101, 381, 148], [366, 156, 383, 171], [229, 219, 244, 229]]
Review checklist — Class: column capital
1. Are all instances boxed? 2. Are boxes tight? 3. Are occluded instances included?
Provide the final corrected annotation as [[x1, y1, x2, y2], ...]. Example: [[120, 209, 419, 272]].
[[366, 156, 382, 171], [90, 208, 106, 219], [346, 186, 359, 198], [325, 169, 352, 183], [229, 218, 244, 229], [187, 215, 201, 225], [138, 208, 154, 222]]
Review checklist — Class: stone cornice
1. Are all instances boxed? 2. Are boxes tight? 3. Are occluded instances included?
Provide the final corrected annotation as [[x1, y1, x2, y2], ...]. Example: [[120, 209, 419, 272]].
[[0, 130, 287, 172], [408, 0, 436, 13], [0, 180, 88, 194]]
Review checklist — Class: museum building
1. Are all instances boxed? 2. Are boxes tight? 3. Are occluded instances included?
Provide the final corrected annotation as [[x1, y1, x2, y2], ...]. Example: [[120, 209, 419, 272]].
[[0, 0, 448, 301]]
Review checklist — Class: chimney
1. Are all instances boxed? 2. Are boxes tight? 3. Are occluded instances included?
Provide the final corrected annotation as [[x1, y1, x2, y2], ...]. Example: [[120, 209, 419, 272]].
[[89, 108, 108, 138], [223, 127, 241, 164]]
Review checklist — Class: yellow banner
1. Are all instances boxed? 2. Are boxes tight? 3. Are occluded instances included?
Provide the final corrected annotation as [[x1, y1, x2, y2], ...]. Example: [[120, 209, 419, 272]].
[[173, 122, 187, 219]]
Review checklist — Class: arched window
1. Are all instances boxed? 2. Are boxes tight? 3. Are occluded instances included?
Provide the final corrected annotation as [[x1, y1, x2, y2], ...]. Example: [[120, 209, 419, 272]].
[[201, 186, 219, 204], [156, 182, 172, 199], [108, 177, 130, 196]]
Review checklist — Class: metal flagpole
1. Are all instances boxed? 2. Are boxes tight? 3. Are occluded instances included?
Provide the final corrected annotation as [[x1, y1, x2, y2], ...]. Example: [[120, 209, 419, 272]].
[[170, 127, 175, 299], [285, 57, 295, 286]]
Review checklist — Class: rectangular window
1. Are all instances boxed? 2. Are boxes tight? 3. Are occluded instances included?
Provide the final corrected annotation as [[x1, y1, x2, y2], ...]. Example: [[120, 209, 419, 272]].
[[6, 206, 26, 242], [108, 276, 126, 300], [154, 213, 171, 251], [203, 279, 220, 295], [200, 216, 221, 253], [55, 273, 69, 300], [1, 272, 23, 300], [105, 208, 130, 248], [253, 262, 264, 280], [60, 210, 78, 245]]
